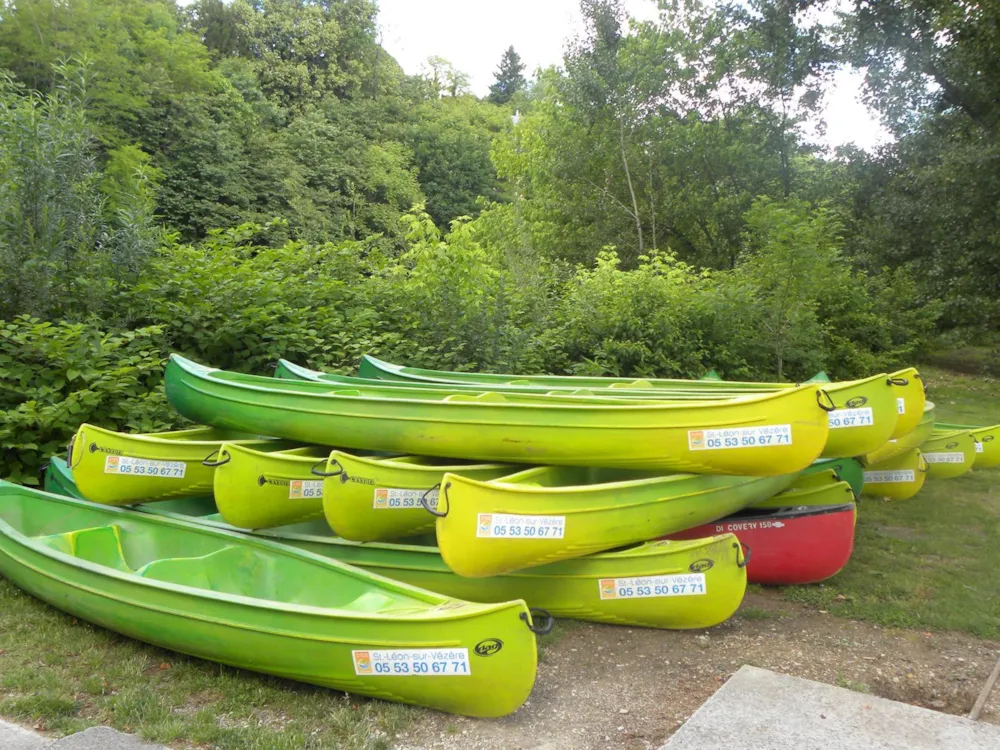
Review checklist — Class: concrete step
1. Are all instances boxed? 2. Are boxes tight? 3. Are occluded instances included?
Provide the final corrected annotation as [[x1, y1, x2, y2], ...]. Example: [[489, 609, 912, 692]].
[[0, 721, 167, 750], [663, 665, 1000, 750]]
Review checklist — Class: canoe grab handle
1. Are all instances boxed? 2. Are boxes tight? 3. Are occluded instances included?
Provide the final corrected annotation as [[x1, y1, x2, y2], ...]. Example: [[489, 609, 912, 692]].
[[520, 608, 554, 635], [888, 376, 909, 386], [421, 482, 448, 517], [66, 435, 82, 469], [311, 458, 345, 479], [202, 449, 231, 467], [735, 542, 751, 569], [816, 389, 837, 412]]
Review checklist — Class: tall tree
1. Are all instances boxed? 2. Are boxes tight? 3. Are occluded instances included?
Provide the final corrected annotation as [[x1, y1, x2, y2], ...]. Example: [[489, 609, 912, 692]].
[[488, 46, 526, 105]]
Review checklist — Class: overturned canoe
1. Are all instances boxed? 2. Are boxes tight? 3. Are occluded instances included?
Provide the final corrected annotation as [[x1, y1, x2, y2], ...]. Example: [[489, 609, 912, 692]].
[[935, 422, 1000, 470], [357, 357, 925, 441], [211, 443, 332, 529], [67, 424, 287, 506], [864, 402, 936, 466], [432, 467, 795, 577], [862, 448, 927, 500], [319, 452, 517, 542], [664, 493, 856, 585], [280, 360, 898, 461], [43, 459, 748, 630], [919, 430, 976, 479], [796, 458, 864, 497], [166, 355, 831, 475], [751, 472, 857, 511], [0, 482, 539, 717]]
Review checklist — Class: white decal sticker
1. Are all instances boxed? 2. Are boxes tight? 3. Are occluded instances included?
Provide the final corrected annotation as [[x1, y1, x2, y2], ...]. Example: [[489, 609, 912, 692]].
[[922, 452, 966, 464], [864, 470, 915, 483], [289, 480, 323, 499], [688, 425, 792, 450], [897, 398, 906, 415], [104, 456, 186, 478], [599, 573, 706, 600], [975, 442, 984, 454], [352, 648, 470, 676], [373, 487, 438, 510], [828, 407, 874, 429], [476, 513, 565, 539]]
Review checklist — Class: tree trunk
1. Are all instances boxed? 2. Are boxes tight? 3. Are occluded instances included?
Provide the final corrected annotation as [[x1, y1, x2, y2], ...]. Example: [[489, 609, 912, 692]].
[[619, 119, 643, 255]]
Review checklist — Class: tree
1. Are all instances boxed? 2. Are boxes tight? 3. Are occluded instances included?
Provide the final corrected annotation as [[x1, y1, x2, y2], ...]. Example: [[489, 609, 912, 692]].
[[421, 57, 471, 98], [488, 46, 526, 105]]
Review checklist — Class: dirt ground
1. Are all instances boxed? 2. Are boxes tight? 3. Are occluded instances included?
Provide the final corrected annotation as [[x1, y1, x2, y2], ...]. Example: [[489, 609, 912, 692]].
[[395, 590, 1000, 750]]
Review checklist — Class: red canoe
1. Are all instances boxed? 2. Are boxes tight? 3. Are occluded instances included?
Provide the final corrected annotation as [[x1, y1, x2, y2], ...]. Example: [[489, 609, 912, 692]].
[[663, 504, 856, 585]]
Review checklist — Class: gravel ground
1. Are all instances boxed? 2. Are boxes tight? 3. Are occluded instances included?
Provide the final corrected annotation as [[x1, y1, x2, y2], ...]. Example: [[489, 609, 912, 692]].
[[395, 591, 1000, 750]]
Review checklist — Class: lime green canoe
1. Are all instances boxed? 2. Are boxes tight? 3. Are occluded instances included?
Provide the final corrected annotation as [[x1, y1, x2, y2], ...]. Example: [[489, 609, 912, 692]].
[[211, 443, 332, 529], [67, 424, 290, 506], [356, 356, 925, 440], [919, 429, 976, 479], [864, 401, 936, 466], [797, 458, 864, 497], [44, 458, 749, 630], [935, 422, 1000, 470], [0, 481, 540, 717], [431, 467, 795, 577], [862, 448, 928, 500], [166, 355, 831, 475], [278, 360, 901, 460], [752, 472, 856, 511], [318, 452, 518, 542]]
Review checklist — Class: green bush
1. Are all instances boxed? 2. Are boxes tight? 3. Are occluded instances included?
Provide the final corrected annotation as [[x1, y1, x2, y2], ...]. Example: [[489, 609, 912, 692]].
[[0, 317, 174, 483]]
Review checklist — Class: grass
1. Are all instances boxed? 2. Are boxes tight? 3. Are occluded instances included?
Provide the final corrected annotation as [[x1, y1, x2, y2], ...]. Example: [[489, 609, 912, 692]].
[[782, 365, 1000, 639], [0, 578, 415, 748]]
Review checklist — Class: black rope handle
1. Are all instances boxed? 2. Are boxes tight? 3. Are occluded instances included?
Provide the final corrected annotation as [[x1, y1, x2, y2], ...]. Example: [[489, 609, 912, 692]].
[[816, 389, 837, 412], [311, 458, 344, 478], [66, 434, 83, 469], [736, 542, 751, 569], [520, 608, 554, 635], [421, 482, 448, 517], [888, 376, 909, 386], [202, 449, 231, 467]]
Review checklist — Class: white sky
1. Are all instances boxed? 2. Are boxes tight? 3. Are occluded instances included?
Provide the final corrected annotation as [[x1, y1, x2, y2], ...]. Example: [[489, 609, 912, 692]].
[[376, 0, 889, 152]]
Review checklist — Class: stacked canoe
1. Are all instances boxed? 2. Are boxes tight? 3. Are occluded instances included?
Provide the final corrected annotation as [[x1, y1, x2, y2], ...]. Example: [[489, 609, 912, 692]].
[[5, 352, 993, 718]]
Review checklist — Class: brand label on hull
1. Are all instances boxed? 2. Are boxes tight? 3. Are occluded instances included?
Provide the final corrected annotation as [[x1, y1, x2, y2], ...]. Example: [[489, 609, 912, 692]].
[[863, 469, 915, 483], [923, 452, 966, 464], [289, 479, 323, 499], [688, 425, 792, 450], [827, 407, 874, 429], [599, 573, 706, 600], [351, 648, 470, 676], [476, 513, 565, 539], [714, 520, 786, 533], [373, 487, 438, 510], [104, 456, 186, 478]]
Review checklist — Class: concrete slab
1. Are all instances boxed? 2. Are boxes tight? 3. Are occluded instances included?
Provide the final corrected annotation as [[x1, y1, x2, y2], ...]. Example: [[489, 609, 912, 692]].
[[0, 718, 52, 749], [663, 665, 1000, 750], [51, 727, 167, 749]]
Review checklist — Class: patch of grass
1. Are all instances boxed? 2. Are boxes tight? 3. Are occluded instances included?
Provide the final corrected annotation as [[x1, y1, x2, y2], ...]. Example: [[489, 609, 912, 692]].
[[0, 578, 415, 747], [782, 365, 1000, 639], [835, 675, 871, 694], [738, 606, 780, 621]]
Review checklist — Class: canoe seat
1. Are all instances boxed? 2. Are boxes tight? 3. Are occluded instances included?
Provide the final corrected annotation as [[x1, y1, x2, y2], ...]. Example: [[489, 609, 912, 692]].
[[505, 379, 531, 385], [609, 380, 652, 389], [34, 525, 133, 573], [136, 545, 265, 594], [553, 389, 595, 396], [443, 392, 507, 403]]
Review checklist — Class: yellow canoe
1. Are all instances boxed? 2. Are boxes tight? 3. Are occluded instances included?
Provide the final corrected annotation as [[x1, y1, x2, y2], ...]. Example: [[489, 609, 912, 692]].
[[920, 430, 976, 479], [864, 401, 936, 466], [934, 422, 1000, 470], [861, 448, 927, 500]]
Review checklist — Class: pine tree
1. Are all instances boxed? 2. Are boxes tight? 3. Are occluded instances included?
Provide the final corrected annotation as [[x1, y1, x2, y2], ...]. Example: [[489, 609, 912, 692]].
[[488, 46, 526, 105]]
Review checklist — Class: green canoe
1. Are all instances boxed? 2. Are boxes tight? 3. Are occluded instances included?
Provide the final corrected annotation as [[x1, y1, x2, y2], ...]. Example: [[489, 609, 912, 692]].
[[67, 424, 289, 506], [356, 356, 926, 440], [166, 355, 830, 475], [0, 481, 540, 717], [277, 359, 901, 460], [795, 458, 864, 497], [432, 467, 795, 577], [43, 459, 747, 631]]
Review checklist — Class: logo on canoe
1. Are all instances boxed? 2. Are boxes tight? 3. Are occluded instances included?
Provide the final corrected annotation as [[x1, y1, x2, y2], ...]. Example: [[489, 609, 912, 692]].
[[349, 476, 375, 486], [845, 397, 868, 408], [257, 475, 290, 487], [353, 651, 373, 674], [106, 456, 120, 471], [688, 430, 705, 450], [946, 442, 959, 449], [89, 443, 122, 456], [478, 514, 492, 535], [600, 579, 617, 599], [983, 435, 995, 443], [374, 489, 389, 508], [474, 638, 504, 657], [689, 559, 714, 573]]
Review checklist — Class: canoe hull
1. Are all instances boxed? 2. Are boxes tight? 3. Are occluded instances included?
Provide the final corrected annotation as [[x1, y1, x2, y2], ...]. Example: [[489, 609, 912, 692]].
[[166, 355, 830, 475], [919, 431, 976, 479], [435, 468, 796, 577], [664, 502, 856, 585], [862, 449, 927, 500], [935, 423, 1000, 470]]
